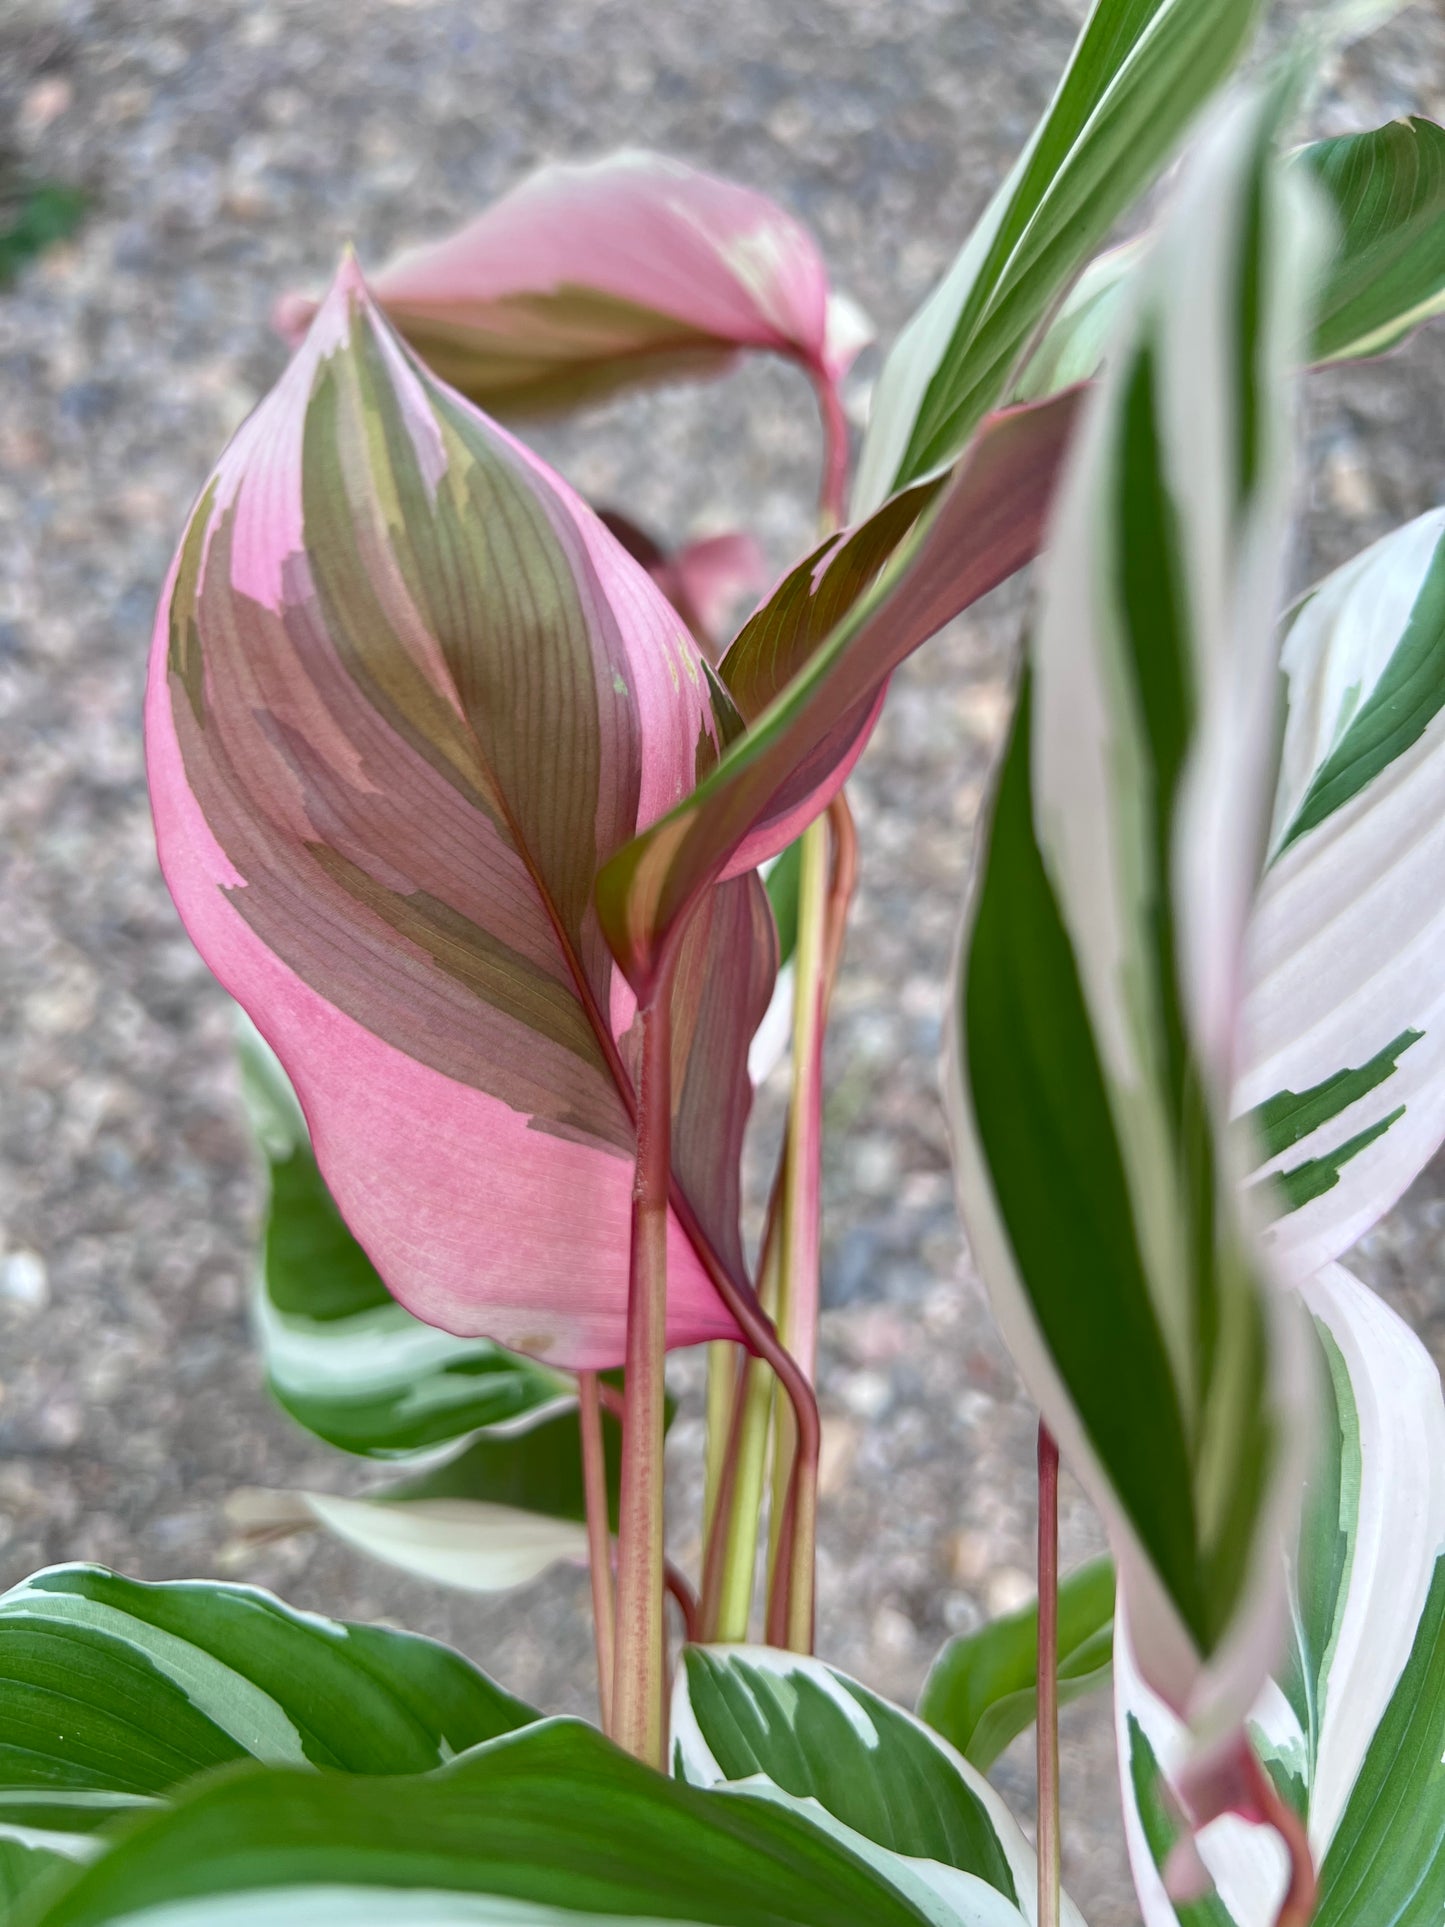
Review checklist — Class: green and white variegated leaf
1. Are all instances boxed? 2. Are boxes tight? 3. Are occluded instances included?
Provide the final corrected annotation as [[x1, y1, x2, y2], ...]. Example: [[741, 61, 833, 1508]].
[[0, 1565, 536, 1886], [229, 1394, 630, 1594], [1016, 118, 1445, 400], [947, 89, 1326, 1747], [672, 1646, 1087, 1927], [852, 0, 1262, 514], [1118, 1262, 1445, 1927], [237, 1016, 575, 1460], [1236, 508, 1445, 1282], [23, 1719, 943, 1927]]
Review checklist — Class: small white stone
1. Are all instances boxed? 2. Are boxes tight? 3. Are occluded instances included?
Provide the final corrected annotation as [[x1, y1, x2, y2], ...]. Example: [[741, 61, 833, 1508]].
[[0, 1250, 48, 1310], [839, 1369, 892, 1420]]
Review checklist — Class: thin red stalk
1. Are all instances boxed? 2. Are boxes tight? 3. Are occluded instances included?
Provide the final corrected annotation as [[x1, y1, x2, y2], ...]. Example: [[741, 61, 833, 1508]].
[[578, 1371, 615, 1734], [1037, 1421, 1061, 1927], [611, 975, 674, 1769], [812, 368, 850, 534], [664, 1560, 702, 1644], [1244, 1749, 1318, 1927]]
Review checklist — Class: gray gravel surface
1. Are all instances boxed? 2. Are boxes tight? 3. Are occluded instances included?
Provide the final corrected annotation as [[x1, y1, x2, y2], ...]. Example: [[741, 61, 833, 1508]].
[[2, 2, 1444, 1922]]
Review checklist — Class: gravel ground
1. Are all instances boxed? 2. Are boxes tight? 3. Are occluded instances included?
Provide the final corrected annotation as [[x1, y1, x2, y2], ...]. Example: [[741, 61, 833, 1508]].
[[2, 2, 1444, 1921]]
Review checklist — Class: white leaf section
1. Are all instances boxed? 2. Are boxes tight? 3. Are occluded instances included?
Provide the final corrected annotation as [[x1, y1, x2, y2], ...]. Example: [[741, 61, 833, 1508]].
[[1238, 511, 1445, 1278], [295, 1494, 589, 1593], [102, 1896, 709, 1927], [1116, 1264, 1445, 1921]]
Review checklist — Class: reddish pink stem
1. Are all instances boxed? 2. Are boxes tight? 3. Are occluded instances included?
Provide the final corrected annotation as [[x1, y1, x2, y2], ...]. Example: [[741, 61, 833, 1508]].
[[813, 369, 851, 533], [611, 976, 674, 1768], [1038, 1421, 1061, 1927], [577, 1371, 615, 1734]]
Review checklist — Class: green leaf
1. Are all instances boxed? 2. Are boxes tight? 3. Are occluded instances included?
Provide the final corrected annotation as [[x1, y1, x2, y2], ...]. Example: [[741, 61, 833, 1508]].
[[918, 1556, 1115, 1770], [0, 1564, 537, 1878], [1313, 1557, 1445, 1926], [237, 1017, 574, 1460], [1304, 116, 1445, 362], [23, 1720, 940, 1927], [763, 837, 804, 971], [1017, 119, 1445, 400], [947, 87, 1325, 1737], [0, 179, 86, 288], [853, 0, 1263, 512]]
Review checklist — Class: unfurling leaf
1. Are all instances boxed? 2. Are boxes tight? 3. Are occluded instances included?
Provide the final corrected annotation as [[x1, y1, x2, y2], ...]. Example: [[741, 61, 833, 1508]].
[[24, 1721, 942, 1927], [598, 386, 1082, 994], [852, 0, 1264, 514], [1237, 507, 1445, 1280], [673, 1647, 1087, 1925], [946, 89, 1326, 1756], [919, 1556, 1116, 1771], [1119, 1264, 1445, 1927], [275, 152, 870, 420], [149, 255, 775, 1369]]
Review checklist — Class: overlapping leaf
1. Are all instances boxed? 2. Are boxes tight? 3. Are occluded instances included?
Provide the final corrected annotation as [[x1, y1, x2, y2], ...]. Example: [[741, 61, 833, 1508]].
[[1236, 507, 1445, 1280], [673, 1647, 1087, 1926], [851, 0, 1264, 514], [23, 1720, 939, 1927], [237, 1017, 573, 1458], [919, 1557, 1115, 1771], [150, 256, 776, 1370], [275, 151, 870, 420], [1119, 1264, 1445, 1927], [598, 387, 1081, 991], [946, 90, 1324, 1744], [0, 1564, 536, 1907], [1017, 119, 1445, 400]]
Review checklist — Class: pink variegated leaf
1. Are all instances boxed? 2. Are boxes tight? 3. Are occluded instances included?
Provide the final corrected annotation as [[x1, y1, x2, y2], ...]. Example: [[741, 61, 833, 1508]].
[[596, 387, 1083, 994], [598, 511, 768, 662], [274, 152, 870, 421], [149, 257, 774, 1369]]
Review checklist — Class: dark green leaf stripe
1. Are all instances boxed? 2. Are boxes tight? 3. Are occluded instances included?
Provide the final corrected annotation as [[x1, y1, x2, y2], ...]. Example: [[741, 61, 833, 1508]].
[[1304, 116, 1445, 364], [678, 1649, 1017, 1903], [1272, 1108, 1407, 1213], [0, 1566, 536, 1807], [1278, 527, 1445, 849], [24, 1722, 937, 1927], [1126, 1717, 1241, 1927], [1244, 1030, 1423, 1161], [918, 1556, 1115, 1770], [1314, 1557, 1445, 1927], [963, 679, 1208, 1637], [382, 1400, 623, 1529]]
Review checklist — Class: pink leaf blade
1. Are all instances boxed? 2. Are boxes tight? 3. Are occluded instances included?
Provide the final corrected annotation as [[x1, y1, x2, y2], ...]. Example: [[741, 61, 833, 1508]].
[[151, 259, 768, 1367], [276, 152, 869, 420]]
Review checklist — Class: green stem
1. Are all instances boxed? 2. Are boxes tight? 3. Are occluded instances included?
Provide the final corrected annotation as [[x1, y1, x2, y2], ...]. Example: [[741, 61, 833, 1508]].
[[702, 1341, 737, 1542], [578, 1371, 615, 1734], [611, 977, 674, 1768], [1037, 1422, 1061, 1927], [712, 1206, 784, 1642]]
